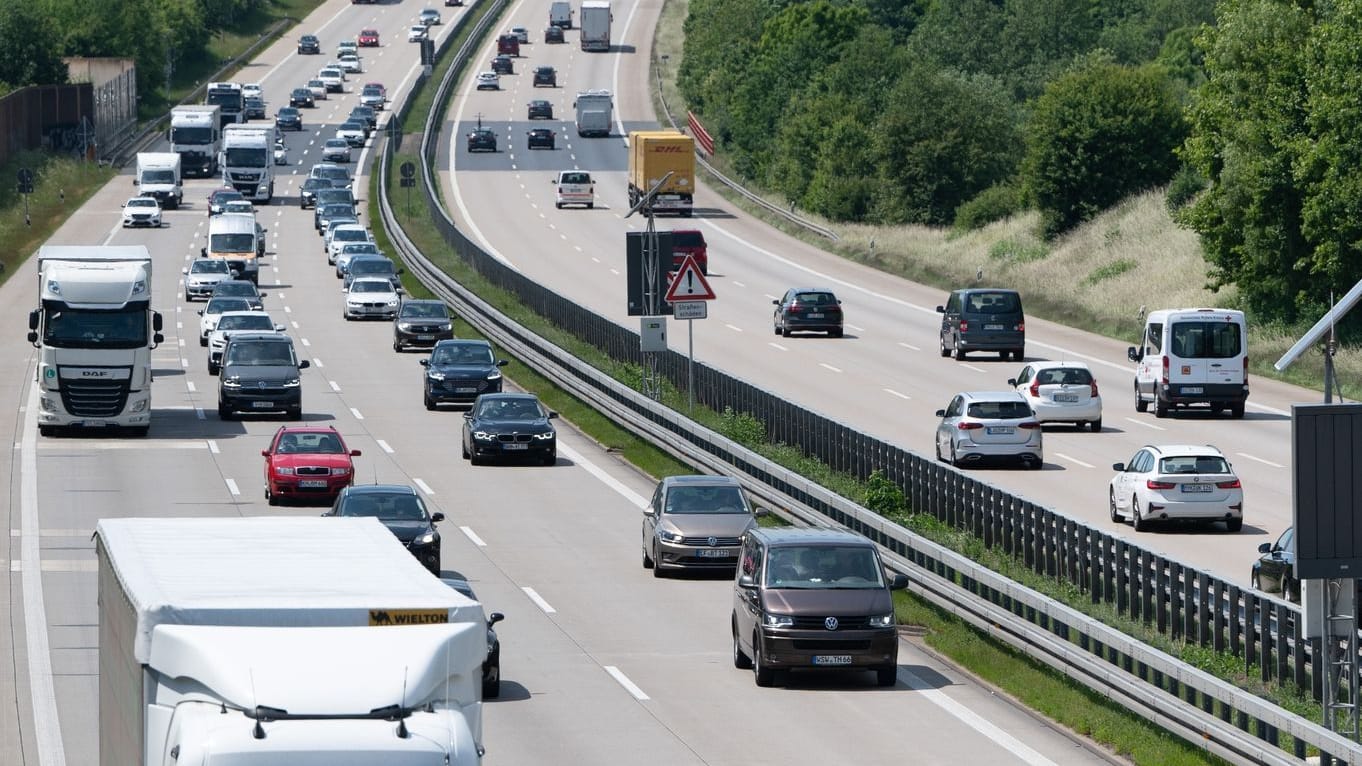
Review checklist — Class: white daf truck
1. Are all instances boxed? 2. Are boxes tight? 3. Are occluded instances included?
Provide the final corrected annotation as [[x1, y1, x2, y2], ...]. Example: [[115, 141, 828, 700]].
[[221, 123, 274, 202], [96, 516, 489, 766], [169, 105, 221, 177], [134, 152, 183, 209], [27, 245, 164, 437]]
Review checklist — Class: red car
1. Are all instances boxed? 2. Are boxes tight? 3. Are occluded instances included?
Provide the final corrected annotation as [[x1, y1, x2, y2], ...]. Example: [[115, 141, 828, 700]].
[[668, 229, 709, 274], [497, 34, 520, 57], [262, 426, 361, 505], [358, 29, 380, 47]]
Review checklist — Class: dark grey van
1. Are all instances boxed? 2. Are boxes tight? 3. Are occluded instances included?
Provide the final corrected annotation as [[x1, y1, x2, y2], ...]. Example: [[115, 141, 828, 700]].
[[732, 528, 908, 688], [937, 288, 1025, 361]]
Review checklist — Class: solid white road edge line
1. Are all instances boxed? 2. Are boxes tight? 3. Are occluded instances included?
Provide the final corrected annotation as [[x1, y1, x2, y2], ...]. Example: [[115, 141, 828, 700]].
[[460, 526, 486, 547], [604, 666, 650, 701], [899, 667, 1058, 766], [556, 442, 648, 508], [521, 586, 556, 614], [1053, 452, 1095, 469]]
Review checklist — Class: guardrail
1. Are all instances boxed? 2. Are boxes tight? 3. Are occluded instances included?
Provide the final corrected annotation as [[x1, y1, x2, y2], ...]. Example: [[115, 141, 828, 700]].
[[375, 5, 1359, 763]]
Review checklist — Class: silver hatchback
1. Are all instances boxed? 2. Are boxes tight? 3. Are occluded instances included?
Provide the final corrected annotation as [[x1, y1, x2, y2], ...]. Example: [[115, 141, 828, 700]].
[[642, 476, 766, 576], [935, 391, 1043, 469]]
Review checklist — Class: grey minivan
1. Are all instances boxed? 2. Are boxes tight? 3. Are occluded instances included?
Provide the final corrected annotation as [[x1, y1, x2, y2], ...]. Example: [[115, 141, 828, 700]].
[[732, 528, 908, 687], [937, 288, 1025, 361], [642, 475, 766, 576]]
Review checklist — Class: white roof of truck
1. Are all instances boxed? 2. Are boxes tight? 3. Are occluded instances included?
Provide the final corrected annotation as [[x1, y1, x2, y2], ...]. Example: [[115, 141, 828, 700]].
[[38, 245, 151, 265], [96, 517, 483, 662]]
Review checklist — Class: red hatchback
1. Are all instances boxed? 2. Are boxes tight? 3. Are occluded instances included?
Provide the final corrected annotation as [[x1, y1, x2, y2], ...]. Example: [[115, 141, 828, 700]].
[[358, 29, 380, 47], [262, 426, 361, 505]]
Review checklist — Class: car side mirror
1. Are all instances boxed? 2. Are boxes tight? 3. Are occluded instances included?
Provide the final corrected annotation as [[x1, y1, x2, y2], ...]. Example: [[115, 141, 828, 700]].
[[349, 449, 362, 456], [463, 412, 473, 420], [1257, 542, 1272, 554], [431, 512, 445, 523], [200, 247, 208, 258], [132, 178, 138, 185], [261, 449, 270, 457], [298, 359, 311, 369], [496, 360, 508, 367], [275, 324, 285, 332], [29, 310, 39, 331], [888, 572, 910, 591], [935, 305, 945, 313], [754, 507, 770, 517], [771, 299, 779, 306], [1112, 463, 1125, 472], [420, 359, 430, 367], [397, 267, 405, 275], [182, 267, 189, 275], [259, 292, 268, 298], [642, 507, 655, 517], [548, 412, 559, 419], [153, 333, 164, 345], [196, 310, 204, 316], [489, 612, 505, 626], [934, 409, 946, 417], [27, 331, 38, 344], [1127, 346, 1142, 362], [737, 574, 756, 589], [1007, 378, 1017, 386]]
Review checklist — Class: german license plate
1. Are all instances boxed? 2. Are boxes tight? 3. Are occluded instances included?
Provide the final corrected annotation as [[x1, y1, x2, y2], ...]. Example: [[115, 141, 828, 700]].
[[1182, 386, 1203, 395], [985, 324, 1004, 330], [81, 421, 108, 428], [1054, 393, 1078, 403], [697, 549, 732, 558], [503, 443, 528, 451], [813, 655, 852, 666], [987, 426, 1013, 435], [252, 401, 273, 408], [416, 335, 434, 340], [455, 387, 477, 393], [1181, 484, 1213, 493], [807, 312, 824, 319], [299, 480, 327, 488]]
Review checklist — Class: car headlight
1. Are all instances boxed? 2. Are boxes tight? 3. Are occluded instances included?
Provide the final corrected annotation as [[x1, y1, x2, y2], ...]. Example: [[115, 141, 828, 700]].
[[416, 532, 436, 545], [387, 298, 399, 306], [346, 298, 363, 306], [869, 613, 895, 628], [397, 322, 414, 330], [426, 370, 445, 381], [486, 370, 502, 381], [284, 378, 301, 388], [472, 431, 496, 441], [274, 466, 295, 475], [532, 431, 554, 440], [658, 529, 682, 543], [331, 466, 350, 476], [763, 614, 794, 628], [222, 377, 242, 388]]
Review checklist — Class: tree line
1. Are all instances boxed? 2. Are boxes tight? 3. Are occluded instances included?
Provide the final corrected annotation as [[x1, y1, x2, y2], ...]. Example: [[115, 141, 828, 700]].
[[680, 0, 1362, 326]]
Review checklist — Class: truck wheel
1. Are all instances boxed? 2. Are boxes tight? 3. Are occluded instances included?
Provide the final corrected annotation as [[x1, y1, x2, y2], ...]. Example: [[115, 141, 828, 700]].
[[1230, 403, 1245, 419], [587, 202, 594, 209], [1154, 397, 1168, 418], [1134, 383, 1148, 412]]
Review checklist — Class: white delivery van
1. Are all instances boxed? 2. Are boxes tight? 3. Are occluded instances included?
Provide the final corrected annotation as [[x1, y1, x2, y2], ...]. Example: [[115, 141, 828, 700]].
[[1128, 308, 1248, 418], [203, 213, 262, 283]]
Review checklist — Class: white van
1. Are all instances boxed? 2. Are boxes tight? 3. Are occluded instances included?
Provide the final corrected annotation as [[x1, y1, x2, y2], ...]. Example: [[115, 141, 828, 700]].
[[202, 213, 262, 284], [1128, 308, 1248, 418]]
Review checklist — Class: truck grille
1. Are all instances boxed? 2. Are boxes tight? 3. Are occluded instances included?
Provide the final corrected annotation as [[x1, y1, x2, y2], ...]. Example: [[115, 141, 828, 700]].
[[61, 378, 130, 418]]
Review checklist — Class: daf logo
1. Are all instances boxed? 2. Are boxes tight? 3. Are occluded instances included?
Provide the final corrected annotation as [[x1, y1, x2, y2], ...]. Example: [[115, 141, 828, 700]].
[[824, 616, 839, 631], [81, 370, 111, 378], [707, 536, 717, 547]]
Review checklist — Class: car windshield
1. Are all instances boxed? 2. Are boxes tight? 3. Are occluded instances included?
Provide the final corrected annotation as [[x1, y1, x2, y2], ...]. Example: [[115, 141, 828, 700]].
[[308, 80, 325, 89], [965, 401, 1032, 420], [351, 281, 391, 294], [316, 168, 350, 183], [279, 108, 298, 116], [335, 229, 368, 242], [217, 315, 274, 331], [966, 292, 1020, 314], [403, 303, 447, 319], [432, 344, 491, 365], [127, 198, 157, 208], [191, 261, 230, 275], [213, 192, 243, 205], [226, 341, 294, 365], [1034, 367, 1092, 385], [665, 485, 746, 514], [1159, 456, 1231, 475], [342, 244, 379, 255], [363, 87, 381, 96], [214, 283, 255, 297], [320, 204, 351, 218], [1169, 321, 1241, 359], [764, 546, 885, 589], [478, 398, 541, 419], [340, 492, 429, 521], [326, 139, 348, 148], [671, 231, 703, 247], [351, 260, 393, 275], [276, 431, 345, 454], [223, 202, 253, 213], [321, 69, 341, 78], [209, 233, 255, 253], [206, 298, 251, 315]]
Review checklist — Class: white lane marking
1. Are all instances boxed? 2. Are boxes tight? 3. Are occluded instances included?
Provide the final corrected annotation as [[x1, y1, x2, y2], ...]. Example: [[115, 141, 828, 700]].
[[1054, 452, 1095, 469], [21, 379, 68, 766], [557, 443, 648, 507], [376, 439, 394, 454], [899, 342, 921, 351], [884, 388, 911, 400], [522, 586, 556, 614], [187, 381, 197, 393], [1123, 417, 1166, 431], [899, 667, 1058, 766], [1236, 452, 1284, 469], [604, 666, 650, 701], [960, 363, 988, 373], [207, 439, 220, 454], [329, 380, 342, 392], [195, 407, 205, 420], [8, 560, 98, 573], [725, 324, 743, 333], [819, 363, 842, 373], [460, 526, 487, 547], [301, 338, 311, 347], [181, 359, 188, 368], [414, 478, 435, 496], [769, 343, 787, 351], [732, 281, 745, 288], [846, 324, 865, 332], [225, 479, 240, 496], [313, 358, 324, 368], [350, 407, 364, 420], [284, 306, 292, 313]]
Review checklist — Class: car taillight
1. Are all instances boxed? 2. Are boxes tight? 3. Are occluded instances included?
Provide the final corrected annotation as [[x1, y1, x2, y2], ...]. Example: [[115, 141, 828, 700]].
[[788, 301, 800, 312], [1216, 479, 1242, 489], [957, 422, 982, 430], [1016, 321, 1025, 332], [1090, 378, 1099, 397], [1161, 356, 1169, 386], [959, 320, 969, 332], [1018, 421, 1040, 429], [1147, 479, 1175, 490], [1029, 380, 1040, 397]]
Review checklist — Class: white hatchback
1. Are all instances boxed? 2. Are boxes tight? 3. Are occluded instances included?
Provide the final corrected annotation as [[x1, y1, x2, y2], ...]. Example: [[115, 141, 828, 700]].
[[1009, 361, 1102, 432], [1109, 444, 1244, 532], [475, 72, 500, 90]]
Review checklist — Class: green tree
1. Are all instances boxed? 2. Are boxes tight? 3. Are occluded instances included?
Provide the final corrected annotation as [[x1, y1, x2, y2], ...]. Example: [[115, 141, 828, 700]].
[[1023, 60, 1186, 237], [1179, 0, 1315, 322], [677, 0, 773, 153], [0, 2, 67, 87]]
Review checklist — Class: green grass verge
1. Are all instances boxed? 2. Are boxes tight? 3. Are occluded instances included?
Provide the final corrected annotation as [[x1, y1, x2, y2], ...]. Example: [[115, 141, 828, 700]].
[[0, 151, 116, 286]]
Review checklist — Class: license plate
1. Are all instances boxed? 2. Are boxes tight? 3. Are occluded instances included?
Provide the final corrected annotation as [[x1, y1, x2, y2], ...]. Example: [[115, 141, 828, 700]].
[[1053, 393, 1078, 403], [1182, 386, 1203, 395], [416, 335, 434, 340], [986, 426, 1013, 435], [251, 401, 273, 408], [503, 443, 528, 451], [985, 324, 1004, 330], [813, 655, 853, 666], [299, 480, 328, 488], [1181, 484, 1213, 493], [81, 421, 108, 428], [455, 387, 477, 393], [697, 549, 732, 558], [806, 312, 824, 319]]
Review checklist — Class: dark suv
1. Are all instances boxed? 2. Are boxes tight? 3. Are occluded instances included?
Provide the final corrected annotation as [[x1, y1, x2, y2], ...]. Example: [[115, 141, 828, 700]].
[[421, 339, 507, 408], [772, 288, 843, 337], [393, 299, 454, 351], [937, 287, 1025, 361], [217, 333, 309, 420], [732, 528, 908, 688], [298, 34, 321, 55]]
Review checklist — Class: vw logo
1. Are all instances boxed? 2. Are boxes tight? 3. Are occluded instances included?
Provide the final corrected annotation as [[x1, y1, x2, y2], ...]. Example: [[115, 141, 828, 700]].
[[824, 616, 839, 631], [707, 536, 717, 547], [257, 381, 267, 389]]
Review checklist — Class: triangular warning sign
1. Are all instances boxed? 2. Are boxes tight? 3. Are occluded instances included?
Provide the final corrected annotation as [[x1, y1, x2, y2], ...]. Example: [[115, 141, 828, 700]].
[[665, 254, 716, 301]]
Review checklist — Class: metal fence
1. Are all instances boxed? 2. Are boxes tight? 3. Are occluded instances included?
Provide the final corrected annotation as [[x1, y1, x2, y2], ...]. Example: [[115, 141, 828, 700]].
[[380, 3, 1361, 762]]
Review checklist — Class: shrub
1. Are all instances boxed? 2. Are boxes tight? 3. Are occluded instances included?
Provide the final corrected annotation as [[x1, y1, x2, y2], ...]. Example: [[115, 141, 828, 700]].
[[954, 181, 1025, 230]]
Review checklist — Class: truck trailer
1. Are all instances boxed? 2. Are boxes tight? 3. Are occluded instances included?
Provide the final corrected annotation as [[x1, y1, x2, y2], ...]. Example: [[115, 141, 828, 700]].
[[628, 130, 696, 216], [134, 152, 183, 209], [574, 90, 613, 137], [170, 105, 221, 177], [580, 0, 611, 51], [27, 246, 164, 436], [221, 123, 274, 202], [96, 516, 489, 766]]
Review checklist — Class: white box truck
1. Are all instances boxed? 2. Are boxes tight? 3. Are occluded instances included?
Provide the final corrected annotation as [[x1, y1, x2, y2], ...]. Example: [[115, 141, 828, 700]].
[[580, 0, 611, 51], [221, 123, 274, 202], [170, 105, 221, 177], [134, 152, 182, 209], [96, 516, 489, 766], [27, 246, 164, 437], [574, 89, 613, 137]]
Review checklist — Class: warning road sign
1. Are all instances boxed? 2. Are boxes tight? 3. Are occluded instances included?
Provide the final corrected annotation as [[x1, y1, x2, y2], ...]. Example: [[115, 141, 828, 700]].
[[665, 254, 715, 301]]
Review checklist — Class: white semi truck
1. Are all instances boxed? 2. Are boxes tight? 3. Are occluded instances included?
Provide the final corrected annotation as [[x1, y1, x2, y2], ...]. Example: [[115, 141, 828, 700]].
[[96, 516, 490, 766], [221, 123, 274, 202], [580, 0, 612, 51], [134, 152, 182, 209], [206, 81, 245, 127], [170, 105, 221, 177], [26, 246, 164, 437], [574, 89, 613, 137]]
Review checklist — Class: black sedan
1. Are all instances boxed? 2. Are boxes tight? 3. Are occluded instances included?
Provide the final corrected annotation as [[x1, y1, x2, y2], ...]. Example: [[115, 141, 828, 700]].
[[289, 88, 315, 108], [772, 287, 844, 337], [544, 25, 564, 43], [441, 577, 505, 698], [325, 484, 444, 575], [276, 107, 303, 131], [526, 128, 555, 150], [467, 127, 497, 153], [533, 66, 556, 87], [298, 34, 321, 54], [462, 393, 557, 466], [1252, 527, 1297, 602], [491, 55, 514, 75], [527, 99, 553, 120], [422, 340, 506, 407]]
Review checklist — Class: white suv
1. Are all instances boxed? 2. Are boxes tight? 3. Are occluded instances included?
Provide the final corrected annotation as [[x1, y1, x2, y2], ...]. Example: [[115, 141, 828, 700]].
[[1109, 445, 1244, 532], [934, 391, 1042, 469]]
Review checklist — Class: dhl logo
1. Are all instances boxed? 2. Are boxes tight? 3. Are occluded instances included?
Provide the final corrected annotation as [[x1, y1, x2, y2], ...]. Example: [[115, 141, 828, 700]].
[[369, 609, 449, 626]]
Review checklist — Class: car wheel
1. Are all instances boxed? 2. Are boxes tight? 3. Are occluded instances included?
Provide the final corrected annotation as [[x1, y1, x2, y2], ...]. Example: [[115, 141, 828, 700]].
[[752, 635, 775, 687], [1090, 418, 1102, 432], [218, 402, 234, 420], [934, 440, 944, 463], [587, 202, 594, 209], [1154, 397, 1168, 418], [470, 453, 483, 466], [1108, 489, 1121, 522], [1132, 497, 1149, 532], [1028, 456, 1043, 470], [732, 620, 752, 669], [953, 340, 966, 361], [939, 334, 950, 358], [1230, 403, 1245, 419], [651, 545, 665, 578], [876, 666, 898, 687], [287, 405, 302, 421], [1226, 517, 1243, 533], [424, 392, 436, 411], [542, 450, 556, 466], [642, 542, 654, 569], [830, 327, 844, 338], [184, 291, 191, 302], [461, 440, 470, 460], [555, 202, 563, 209], [780, 319, 790, 338], [199, 335, 208, 347], [38, 425, 53, 437], [208, 362, 219, 376], [266, 487, 278, 506], [773, 319, 781, 336], [949, 442, 960, 467], [1134, 384, 1148, 413]]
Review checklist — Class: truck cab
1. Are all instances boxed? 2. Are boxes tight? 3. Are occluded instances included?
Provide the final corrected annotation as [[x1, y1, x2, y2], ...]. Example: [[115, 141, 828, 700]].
[[135, 153, 183, 209], [204, 213, 263, 283]]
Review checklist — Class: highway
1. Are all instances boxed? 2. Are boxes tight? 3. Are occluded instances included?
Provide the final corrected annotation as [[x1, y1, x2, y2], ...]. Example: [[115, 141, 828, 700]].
[[0, 1, 1117, 764], [439, 0, 1311, 592]]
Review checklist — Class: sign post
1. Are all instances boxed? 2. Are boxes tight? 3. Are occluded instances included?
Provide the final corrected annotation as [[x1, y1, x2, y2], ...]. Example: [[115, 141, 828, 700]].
[[399, 161, 416, 216], [665, 254, 716, 410]]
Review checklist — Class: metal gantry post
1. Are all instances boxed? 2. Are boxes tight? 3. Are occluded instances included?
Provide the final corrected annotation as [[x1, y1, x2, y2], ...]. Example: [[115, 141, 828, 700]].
[[1323, 579, 1360, 747]]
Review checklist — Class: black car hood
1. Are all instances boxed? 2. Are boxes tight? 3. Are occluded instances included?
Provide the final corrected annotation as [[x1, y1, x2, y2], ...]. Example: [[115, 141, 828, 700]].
[[222, 364, 298, 384], [430, 363, 493, 377], [380, 519, 435, 543], [475, 417, 552, 434]]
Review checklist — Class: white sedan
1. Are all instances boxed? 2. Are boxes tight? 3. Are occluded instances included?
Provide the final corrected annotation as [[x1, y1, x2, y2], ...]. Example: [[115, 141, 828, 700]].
[[207, 311, 285, 375], [475, 72, 500, 90], [121, 196, 162, 228], [1008, 360, 1102, 432], [1108, 444, 1244, 532], [408, 25, 429, 42], [344, 277, 400, 320], [242, 83, 263, 99]]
